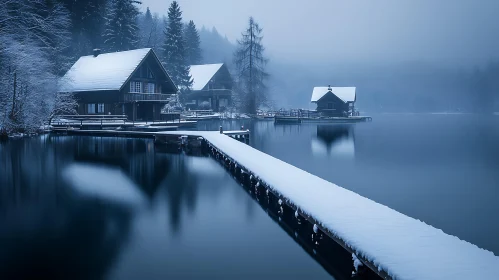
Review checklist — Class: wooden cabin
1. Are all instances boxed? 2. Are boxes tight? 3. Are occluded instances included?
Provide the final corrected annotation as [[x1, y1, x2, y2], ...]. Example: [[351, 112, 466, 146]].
[[311, 86, 357, 117], [186, 63, 233, 112], [59, 48, 177, 121]]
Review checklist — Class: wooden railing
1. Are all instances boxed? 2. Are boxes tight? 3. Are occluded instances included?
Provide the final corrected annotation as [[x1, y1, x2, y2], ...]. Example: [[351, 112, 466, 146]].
[[123, 93, 171, 102], [50, 115, 128, 126], [275, 109, 321, 118]]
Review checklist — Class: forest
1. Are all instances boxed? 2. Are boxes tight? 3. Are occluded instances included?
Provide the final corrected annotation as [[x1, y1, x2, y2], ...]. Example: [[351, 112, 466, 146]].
[[0, 0, 497, 136]]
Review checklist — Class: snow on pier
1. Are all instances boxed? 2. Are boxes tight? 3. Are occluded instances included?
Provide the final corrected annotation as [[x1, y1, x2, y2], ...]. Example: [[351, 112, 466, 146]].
[[165, 130, 499, 280], [54, 128, 499, 279]]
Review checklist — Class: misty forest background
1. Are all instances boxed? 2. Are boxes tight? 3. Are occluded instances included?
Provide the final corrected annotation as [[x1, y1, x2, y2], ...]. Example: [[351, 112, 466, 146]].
[[1, 0, 498, 135]]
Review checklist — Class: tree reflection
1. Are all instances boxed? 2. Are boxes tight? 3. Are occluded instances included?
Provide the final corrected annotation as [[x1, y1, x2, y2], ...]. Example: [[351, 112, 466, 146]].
[[0, 136, 169, 279], [0, 141, 134, 280], [160, 154, 199, 233], [0, 196, 133, 280]]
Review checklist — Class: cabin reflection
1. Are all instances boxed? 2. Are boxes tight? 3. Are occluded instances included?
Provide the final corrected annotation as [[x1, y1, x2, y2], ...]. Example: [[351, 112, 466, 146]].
[[63, 135, 204, 234], [72, 136, 171, 199], [312, 125, 356, 159]]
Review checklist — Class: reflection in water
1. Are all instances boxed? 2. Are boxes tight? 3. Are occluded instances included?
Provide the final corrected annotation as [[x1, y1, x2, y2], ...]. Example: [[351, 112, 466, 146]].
[[0, 197, 133, 280], [0, 134, 340, 279], [63, 163, 147, 207], [161, 154, 199, 232], [0, 136, 166, 279], [312, 125, 355, 159], [72, 137, 170, 199]]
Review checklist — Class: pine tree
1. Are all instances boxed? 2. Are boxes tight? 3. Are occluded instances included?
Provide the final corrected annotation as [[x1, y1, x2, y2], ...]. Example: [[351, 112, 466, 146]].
[[103, 0, 141, 52], [162, 1, 192, 91], [184, 20, 202, 65], [59, 0, 107, 57], [139, 7, 153, 47], [138, 8, 163, 51], [233, 17, 269, 114]]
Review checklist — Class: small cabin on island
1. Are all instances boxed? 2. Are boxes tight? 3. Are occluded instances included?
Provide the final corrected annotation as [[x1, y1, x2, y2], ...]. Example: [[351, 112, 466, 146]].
[[59, 48, 177, 121], [186, 63, 233, 112], [311, 86, 357, 117]]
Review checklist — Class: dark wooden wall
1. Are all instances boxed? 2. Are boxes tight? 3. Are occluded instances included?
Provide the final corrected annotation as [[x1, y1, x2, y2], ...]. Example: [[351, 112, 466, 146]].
[[75, 91, 123, 115], [201, 64, 233, 91], [124, 54, 177, 94], [316, 92, 349, 117]]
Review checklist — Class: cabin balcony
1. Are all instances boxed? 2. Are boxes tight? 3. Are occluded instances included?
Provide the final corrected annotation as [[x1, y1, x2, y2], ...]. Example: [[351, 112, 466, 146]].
[[122, 93, 171, 102]]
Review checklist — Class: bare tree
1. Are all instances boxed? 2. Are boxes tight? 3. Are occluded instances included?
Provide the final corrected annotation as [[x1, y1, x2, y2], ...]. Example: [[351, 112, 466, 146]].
[[233, 17, 269, 114]]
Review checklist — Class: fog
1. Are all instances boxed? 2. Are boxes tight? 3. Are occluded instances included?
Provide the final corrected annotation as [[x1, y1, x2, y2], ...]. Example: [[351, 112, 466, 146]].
[[141, 0, 499, 66], [141, 0, 499, 111]]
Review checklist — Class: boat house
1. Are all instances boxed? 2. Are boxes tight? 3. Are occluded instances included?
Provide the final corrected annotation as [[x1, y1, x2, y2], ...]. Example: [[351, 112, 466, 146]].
[[186, 63, 233, 112], [59, 48, 177, 121], [311, 86, 357, 117]]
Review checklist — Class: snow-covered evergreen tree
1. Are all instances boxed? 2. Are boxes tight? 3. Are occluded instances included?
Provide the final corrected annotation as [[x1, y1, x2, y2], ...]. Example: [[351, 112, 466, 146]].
[[162, 1, 192, 91], [233, 17, 269, 114], [184, 20, 202, 65], [103, 0, 141, 52]]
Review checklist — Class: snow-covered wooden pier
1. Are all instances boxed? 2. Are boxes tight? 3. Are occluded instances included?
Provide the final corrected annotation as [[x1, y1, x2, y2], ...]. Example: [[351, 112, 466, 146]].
[[154, 130, 498, 280], [51, 128, 499, 279]]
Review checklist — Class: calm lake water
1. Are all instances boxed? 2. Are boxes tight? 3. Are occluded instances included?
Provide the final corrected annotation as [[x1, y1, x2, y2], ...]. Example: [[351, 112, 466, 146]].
[[0, 114, 498, 279], [198, 114, 499, 256]]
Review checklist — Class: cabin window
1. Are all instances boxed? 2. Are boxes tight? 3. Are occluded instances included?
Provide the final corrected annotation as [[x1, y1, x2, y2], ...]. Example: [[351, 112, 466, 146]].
[[327, 103, 334, 109], [87, 104, 95, 114], [130, 81, 142, 93], [147, 68, 154, 79], [97, 103, 105, 113], [145, 83, 155, 93]]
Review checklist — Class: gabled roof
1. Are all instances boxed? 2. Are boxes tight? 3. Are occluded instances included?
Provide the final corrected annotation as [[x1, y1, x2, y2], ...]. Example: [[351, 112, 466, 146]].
[[311, 87, 356, 103], [59, 48, 171, 92], [189, 63, 224, 91]]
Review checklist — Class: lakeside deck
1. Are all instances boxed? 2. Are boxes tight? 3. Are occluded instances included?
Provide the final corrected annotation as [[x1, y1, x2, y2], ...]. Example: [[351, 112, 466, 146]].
[[51, 128, 499, 279], [274, 116, 372, 123]]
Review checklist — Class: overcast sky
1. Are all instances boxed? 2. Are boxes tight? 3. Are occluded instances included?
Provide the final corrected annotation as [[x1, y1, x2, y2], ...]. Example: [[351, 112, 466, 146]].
[[140, 0, 499, 67]]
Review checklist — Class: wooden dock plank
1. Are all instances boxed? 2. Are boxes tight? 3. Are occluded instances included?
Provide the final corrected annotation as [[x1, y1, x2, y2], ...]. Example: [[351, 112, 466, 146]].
[[49, 129, 498, 279]]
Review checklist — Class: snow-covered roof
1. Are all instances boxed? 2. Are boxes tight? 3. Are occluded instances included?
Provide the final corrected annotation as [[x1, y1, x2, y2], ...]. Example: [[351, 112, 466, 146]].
[[311, 87, 356, 103], [189, 63, 224, 91], [59, 48, 152, 92]]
